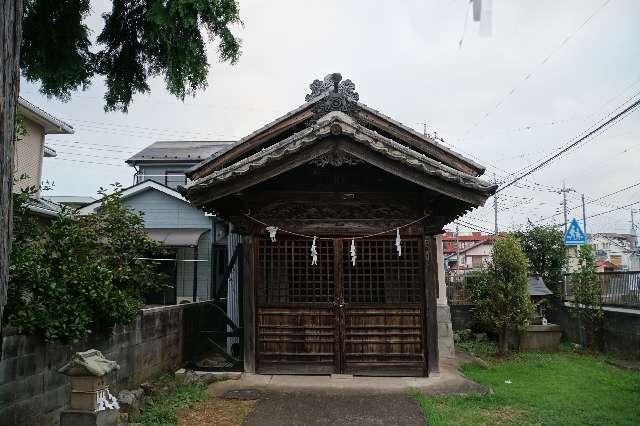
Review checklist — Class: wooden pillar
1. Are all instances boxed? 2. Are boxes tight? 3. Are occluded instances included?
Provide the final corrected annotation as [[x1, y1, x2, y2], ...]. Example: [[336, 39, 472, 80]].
[[424, 234, 440, 375], [242, 235, 256, 373]]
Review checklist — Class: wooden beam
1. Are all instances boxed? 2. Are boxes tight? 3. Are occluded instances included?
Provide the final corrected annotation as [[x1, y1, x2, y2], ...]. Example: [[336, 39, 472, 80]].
[[340, 139, 488, 206], [242, 235, 256, 373], [423, 233, 440, 375], [192, 108, 315, 180], [189, 141, 334, 205], [356, 109, 482, 176]]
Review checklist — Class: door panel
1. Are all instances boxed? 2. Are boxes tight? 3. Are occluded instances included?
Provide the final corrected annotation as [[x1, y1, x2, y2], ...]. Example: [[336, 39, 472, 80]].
[[257, 306, 337, 374]]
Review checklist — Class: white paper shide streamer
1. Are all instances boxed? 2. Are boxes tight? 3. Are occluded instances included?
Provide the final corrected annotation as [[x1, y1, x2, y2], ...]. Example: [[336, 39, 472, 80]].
[[311, 236, 318, 265], [266, 226, 278, 242], [395, 228, 402, 257], [350, 238, 357, 266], [96, 389, 119, 411]]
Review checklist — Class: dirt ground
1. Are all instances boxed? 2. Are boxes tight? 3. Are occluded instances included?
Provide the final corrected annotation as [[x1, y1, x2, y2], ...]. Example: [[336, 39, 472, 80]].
[[177, 398, 256, 426]]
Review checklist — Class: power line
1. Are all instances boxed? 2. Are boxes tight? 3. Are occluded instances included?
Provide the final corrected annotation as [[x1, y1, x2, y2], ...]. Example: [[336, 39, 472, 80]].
[[497, 88, 640, 185], [536, 180, 640, 224], [462, 0, 613, 137], [48, 157, 126, 168], [497, 95, 640, 193]]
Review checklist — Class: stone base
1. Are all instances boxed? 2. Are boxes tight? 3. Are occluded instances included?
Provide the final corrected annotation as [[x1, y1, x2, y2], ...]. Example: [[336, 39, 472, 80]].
[[520, 324, 562, 351], [60, 409, 119, 426], [437, 304, 455, 359]]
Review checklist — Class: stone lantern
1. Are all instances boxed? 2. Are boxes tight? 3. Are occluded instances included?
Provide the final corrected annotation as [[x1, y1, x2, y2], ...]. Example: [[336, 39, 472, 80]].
[[59, 349, 120, 426]]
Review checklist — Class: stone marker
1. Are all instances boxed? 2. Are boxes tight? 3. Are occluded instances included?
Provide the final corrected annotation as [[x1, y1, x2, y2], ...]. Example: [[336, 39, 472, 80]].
[[58, 349, 120, 426]]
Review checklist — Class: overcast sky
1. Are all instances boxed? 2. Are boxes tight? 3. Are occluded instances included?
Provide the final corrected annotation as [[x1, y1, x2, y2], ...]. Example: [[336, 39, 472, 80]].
[[22, 0, 640, 235]]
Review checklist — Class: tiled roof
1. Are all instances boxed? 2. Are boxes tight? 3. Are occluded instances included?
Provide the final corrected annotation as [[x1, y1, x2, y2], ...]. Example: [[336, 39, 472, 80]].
[[187, 111, 496, 200]]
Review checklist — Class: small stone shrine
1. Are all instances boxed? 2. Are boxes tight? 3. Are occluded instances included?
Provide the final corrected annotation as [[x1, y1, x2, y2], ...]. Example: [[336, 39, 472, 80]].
[[58, 349, 120, 426]]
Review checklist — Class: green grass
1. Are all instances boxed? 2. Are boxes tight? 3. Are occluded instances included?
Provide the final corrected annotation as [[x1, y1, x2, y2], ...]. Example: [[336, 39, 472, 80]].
[[416, 345, 640, 425], [129, 379, 208, 425]]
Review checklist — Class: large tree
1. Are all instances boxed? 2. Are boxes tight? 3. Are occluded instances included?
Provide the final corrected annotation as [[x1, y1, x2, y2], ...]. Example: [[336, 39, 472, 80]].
[[514, 225, 566, 299], [0, 0, 242, 335]]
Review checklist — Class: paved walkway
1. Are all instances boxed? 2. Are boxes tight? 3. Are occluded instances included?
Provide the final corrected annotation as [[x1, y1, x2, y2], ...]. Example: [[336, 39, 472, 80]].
[[240, 389, 425, 426], [206, 358, 490, 425]]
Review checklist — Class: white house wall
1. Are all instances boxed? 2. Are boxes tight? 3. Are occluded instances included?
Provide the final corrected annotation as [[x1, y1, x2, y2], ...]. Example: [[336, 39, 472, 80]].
[[176, 232, 212, 301], [123, 189, 211, 229]]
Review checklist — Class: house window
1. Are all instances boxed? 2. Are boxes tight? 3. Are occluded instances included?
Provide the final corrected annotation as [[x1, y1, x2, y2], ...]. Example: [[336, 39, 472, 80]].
[[165, 172, 187, 189], [471, 255, 484, 269]]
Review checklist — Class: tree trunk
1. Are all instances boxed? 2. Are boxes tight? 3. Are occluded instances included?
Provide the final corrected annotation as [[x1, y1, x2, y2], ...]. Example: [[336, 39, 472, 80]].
[[1, 0, 24, 346], [498, 327, 509, 355]]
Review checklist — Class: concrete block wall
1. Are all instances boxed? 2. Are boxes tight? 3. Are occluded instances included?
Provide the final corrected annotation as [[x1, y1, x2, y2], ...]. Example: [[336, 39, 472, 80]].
[[0, 301, 212, 426], [550, 307, 640, 356]]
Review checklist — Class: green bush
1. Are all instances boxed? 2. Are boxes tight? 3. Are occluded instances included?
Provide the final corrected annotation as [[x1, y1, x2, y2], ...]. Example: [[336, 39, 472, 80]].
[[7, 185, 167, 342]]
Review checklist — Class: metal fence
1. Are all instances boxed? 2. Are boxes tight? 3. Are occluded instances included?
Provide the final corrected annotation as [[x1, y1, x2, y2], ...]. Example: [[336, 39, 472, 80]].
[[445, 273, 482, 305], [564, 271, 640, 309]]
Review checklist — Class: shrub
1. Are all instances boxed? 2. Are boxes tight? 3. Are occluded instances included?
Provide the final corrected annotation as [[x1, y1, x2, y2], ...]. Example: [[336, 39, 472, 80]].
[[7, 185, 167, 342], [469, 234, 533, 354], [569, 244, 603, 349]]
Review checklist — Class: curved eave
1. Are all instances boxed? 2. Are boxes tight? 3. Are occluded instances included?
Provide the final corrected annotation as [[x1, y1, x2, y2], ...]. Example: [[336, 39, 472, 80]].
[[185, 112, 496, 207]]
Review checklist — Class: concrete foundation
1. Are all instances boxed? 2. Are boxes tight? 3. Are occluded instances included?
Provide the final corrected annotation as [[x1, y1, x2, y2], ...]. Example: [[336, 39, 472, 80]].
[[437, 304, 455, 359]]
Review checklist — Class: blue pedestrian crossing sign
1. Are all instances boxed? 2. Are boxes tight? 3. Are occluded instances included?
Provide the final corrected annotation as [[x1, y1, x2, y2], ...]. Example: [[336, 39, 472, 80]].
[[564, 218, 586, 245]]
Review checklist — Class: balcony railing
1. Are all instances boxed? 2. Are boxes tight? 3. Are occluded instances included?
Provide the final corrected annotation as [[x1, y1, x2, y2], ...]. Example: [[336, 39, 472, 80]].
[[564, 271, 640, 309]]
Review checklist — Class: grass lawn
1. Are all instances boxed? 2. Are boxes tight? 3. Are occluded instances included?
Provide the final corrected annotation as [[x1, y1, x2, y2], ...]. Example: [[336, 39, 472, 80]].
[[129, 378, 209, 425], [416, 343, 640, 425]]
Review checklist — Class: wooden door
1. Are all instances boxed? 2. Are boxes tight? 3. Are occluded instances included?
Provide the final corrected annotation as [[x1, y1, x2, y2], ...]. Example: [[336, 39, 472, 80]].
[[255, 238, 338, 374], [341, 238, 425, 376], [255, 236, 425, 376]]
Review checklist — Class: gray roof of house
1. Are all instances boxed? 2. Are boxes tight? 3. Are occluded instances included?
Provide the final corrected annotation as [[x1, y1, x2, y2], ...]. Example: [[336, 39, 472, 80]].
[[27, 197, 64, 218], [43, 195, 97, 206], [18, 97, 74, 134], [126, 141, 234, 165]]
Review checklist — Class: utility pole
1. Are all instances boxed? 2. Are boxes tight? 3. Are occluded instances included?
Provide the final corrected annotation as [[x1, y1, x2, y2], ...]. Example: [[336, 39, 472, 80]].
[[493, 173, 498, 235], [556, 181, 575, 235], [632, 209, 639, 248], [581, 194, 587, 236], [455, 225, 461, 280]]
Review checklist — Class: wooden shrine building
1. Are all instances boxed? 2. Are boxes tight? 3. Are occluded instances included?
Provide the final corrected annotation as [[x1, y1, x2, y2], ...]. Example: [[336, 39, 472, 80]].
[[182, 73, 496, 376]]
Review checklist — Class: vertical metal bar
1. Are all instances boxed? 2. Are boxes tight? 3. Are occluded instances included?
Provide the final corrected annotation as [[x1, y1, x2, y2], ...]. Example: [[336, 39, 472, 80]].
[[192, 245, 199, 302], [211, 219, 217, 300]]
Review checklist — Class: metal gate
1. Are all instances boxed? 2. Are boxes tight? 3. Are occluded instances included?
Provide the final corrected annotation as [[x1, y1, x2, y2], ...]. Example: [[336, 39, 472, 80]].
[[255, 237, 425, 376]]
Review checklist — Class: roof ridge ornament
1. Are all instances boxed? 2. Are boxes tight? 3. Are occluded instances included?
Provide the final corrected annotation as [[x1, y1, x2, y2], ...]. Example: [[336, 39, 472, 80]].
[[305, 73, 359, 102], [305, 73, 360, 124]]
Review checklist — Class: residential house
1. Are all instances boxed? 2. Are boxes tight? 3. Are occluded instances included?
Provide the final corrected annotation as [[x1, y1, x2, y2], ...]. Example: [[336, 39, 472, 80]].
[[446, 237, 494, 278], [442, 230, 492, 271], [79, 141, 233, 305], [590, 233, 639, 271], [14, 97, 74, 218]]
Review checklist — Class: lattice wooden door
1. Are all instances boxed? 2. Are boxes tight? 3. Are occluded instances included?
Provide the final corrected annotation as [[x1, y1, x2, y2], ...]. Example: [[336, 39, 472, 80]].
[[255, 236, 425, 376]]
